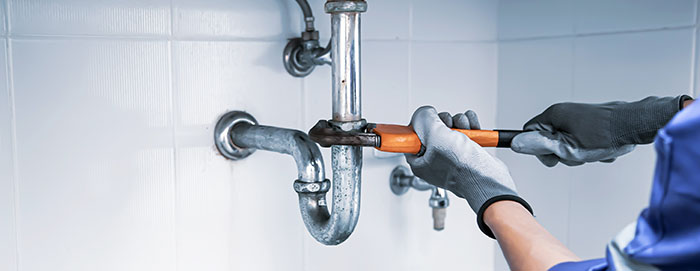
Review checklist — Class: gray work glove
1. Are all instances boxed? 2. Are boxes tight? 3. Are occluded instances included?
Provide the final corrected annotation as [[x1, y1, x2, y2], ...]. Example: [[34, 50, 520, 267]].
[[405, 106, 532, 238], [511, 95, 692, 167]]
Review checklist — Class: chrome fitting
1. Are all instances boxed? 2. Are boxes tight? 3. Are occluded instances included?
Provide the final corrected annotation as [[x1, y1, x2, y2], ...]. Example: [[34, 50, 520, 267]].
[[325, 1, 367, 13], [214, 111, 258, 160], [294, 179, 331, 193], [390, 165, 450, 231]]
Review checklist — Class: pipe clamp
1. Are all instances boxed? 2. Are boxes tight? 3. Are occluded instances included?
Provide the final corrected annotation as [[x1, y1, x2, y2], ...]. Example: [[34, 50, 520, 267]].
[[294, 179, 331, 193]]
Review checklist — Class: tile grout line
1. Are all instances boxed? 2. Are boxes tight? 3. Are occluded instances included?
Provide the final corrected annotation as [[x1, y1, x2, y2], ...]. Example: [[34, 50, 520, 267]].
[[499, 24, 697, 43], [6, 36, 19, 271], [168, 0, 179, 269], [4, 0, 19, 268]]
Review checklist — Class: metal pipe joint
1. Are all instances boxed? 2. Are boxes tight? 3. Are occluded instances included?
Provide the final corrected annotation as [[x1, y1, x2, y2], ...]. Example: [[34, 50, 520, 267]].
[[390, 165, 450, 231]]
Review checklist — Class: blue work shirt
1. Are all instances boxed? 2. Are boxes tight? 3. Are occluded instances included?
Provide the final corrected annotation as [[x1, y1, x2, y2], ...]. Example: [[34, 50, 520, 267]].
[[551, 101, 700, 271]]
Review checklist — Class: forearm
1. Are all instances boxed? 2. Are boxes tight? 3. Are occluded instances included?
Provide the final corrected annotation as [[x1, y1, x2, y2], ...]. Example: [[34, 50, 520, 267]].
[[484, 201, 579, 271], [683, 98, 694, 109]]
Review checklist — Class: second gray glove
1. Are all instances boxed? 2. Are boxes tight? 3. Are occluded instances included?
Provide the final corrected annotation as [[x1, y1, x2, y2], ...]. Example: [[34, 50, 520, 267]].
[[511, 95, 690, 167]]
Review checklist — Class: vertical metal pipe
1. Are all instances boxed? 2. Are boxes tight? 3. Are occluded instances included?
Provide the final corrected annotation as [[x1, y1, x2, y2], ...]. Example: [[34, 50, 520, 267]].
[[330, 11, 362, 121], [320, 0, 366, 245]]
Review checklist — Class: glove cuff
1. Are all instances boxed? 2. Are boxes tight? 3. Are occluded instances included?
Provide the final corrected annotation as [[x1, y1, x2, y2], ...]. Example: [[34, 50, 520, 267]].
[[612, 95, 691, 146], [476, 195, 534, 239]]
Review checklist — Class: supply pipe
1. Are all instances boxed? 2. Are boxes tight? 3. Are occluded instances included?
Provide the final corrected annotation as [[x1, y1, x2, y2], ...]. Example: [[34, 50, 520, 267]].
[[295, 0, 316, 32]]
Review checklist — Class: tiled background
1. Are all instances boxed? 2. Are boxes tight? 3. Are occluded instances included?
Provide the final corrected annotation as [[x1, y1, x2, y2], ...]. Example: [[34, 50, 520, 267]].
[[0, 1, 696, 271]]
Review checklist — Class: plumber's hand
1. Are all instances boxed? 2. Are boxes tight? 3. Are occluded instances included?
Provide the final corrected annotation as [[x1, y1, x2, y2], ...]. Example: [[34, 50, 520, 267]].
[[510, 96, 690, 167], [405, 106, 532, 238]]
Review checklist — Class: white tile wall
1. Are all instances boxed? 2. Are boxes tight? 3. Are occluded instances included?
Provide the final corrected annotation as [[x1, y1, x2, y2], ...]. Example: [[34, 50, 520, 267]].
[[0, 40, 16, 271], [173, 0, 298, 39], [412, 0, 498, 41], [10, 0, 170, 36], [573, 29, 694, 103], [12, 39, 175, 271], [573, 0, 696, 34], [498, 0, 574, 40], [171, 40, 305, 270], [411, 42, 498, 126]]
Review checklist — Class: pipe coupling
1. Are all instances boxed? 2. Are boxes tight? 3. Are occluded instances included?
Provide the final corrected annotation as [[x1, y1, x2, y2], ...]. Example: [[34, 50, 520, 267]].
[[294, 179, 331, 193], [325, 1, 367, 13], [327, 119, 367, 132]]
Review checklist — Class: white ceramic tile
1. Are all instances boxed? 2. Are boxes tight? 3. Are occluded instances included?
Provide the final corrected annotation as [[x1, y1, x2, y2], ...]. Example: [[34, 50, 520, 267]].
[[497, 38, 574, 128], [0, 2, 6, 35], [362, 0, 410, 40], [12, 39, 175, 271], [173, 0, 298, 39], [10, 0, 170, 36], [412, 0, 498, 41], [498, 0, 574, 40], [574, 0, 696, 34], [410, 42, 498, 128], [568, 145, 656, 259], [172, 41, 302, 128], [174, 147, 234, 271], [171, 41, 304, 271], [573, 29, 694, 103], [362, 41, 410, 124], [0, 40, 16, 271]]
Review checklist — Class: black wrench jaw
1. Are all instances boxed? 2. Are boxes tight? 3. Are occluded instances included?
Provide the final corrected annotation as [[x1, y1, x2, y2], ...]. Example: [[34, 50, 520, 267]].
[[308, 120, 379, 148]]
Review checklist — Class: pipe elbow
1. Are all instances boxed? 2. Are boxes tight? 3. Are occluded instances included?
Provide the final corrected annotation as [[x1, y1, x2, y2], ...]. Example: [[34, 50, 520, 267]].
[[228, 122, 361, 245]]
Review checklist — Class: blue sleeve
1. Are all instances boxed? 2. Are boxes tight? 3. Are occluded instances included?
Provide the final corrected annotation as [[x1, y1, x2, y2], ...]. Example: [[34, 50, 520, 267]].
[[549, 258, 608, 271], [551, 101, 700, 271]]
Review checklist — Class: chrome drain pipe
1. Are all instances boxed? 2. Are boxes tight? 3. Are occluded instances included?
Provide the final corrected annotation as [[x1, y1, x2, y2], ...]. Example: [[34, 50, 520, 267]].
[[214, 0, 366, 245], [214, 111, 358, 245]]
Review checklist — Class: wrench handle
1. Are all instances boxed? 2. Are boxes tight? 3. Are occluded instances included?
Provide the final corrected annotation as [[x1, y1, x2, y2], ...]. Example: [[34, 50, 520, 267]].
[[372, 124, 522, 154]]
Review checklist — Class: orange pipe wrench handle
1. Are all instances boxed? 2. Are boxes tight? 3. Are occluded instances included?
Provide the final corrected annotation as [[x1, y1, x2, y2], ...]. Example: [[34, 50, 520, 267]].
[[371, 124, 522, 154]]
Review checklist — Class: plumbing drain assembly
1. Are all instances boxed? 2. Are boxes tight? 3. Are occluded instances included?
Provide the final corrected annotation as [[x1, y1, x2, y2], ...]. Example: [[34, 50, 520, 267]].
[[214, 0, 522, 245]]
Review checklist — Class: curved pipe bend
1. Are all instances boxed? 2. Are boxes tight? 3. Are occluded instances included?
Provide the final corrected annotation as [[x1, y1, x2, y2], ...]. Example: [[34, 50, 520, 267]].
[[230, 123, 361, 245]]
